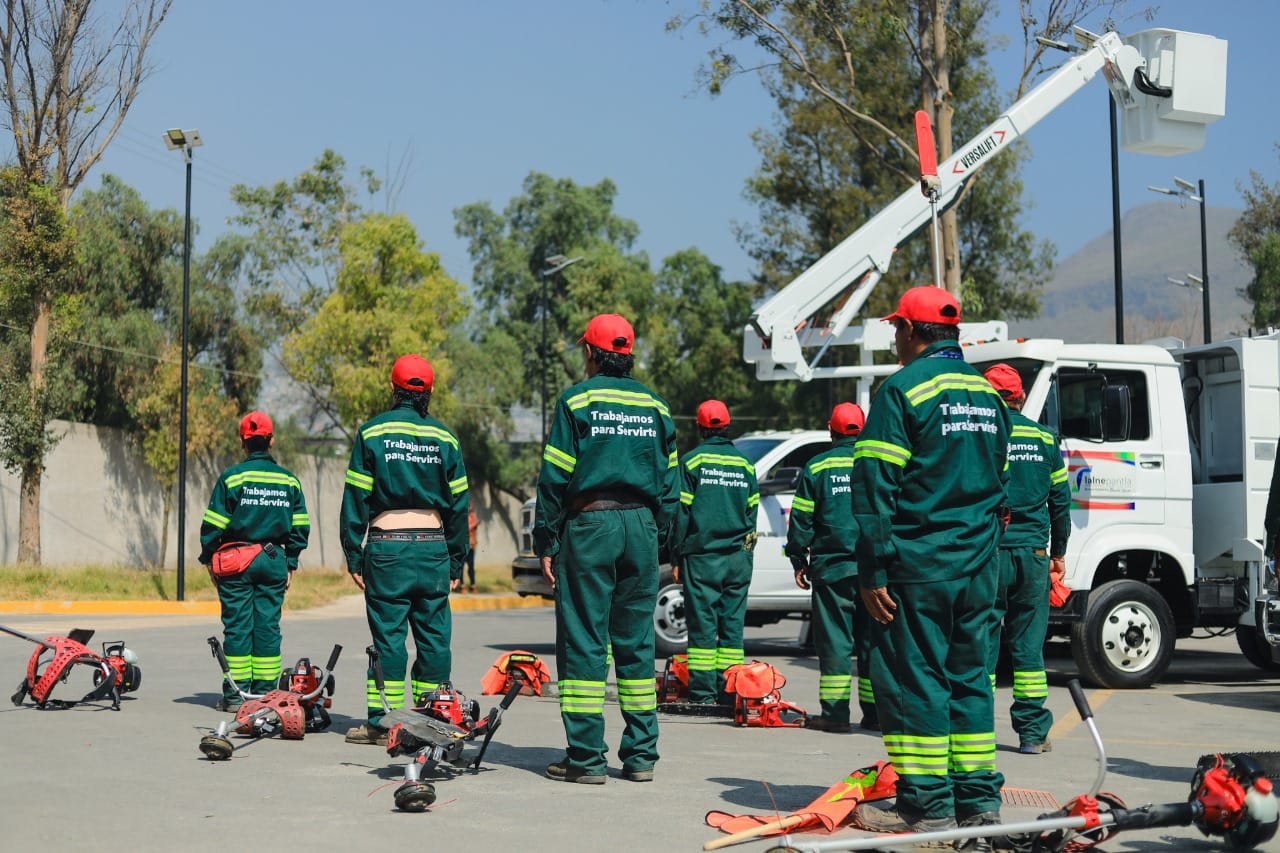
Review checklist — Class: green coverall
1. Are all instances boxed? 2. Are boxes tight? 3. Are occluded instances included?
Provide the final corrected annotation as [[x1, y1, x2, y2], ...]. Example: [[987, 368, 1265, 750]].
[[851, 340, 1011, 822], [987, 411, 1071, 747], [785, 436, 874, 727], [673, 435, 759, 703], [340, 400, 470, 726], [199, 451, 311, 697], [533, 375, 679, 777]]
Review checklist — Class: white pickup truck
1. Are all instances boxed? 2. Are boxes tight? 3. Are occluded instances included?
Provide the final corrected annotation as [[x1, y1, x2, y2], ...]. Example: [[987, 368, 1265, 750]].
[[511, 430, 833, 655]]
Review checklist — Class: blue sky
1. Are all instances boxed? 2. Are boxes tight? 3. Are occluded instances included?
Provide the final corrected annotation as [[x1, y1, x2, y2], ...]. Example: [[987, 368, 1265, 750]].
[[80, 1, 1278, 290]]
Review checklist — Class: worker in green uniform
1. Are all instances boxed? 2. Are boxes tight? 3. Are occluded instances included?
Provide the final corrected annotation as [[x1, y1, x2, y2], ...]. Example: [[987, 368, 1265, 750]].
[[340, 354, 470, 745], [850, 286, 1011, 851], [200, 411, 311, 710], [534, 313, 679, 784], [983, 363, 1070, 754], [672, 400, 759, 705], [787, 402, 876, 733]]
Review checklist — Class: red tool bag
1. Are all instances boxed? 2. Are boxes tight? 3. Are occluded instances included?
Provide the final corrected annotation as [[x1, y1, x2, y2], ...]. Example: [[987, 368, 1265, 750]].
[[723, 660, 807, 728], [211, 542, 263, 578]]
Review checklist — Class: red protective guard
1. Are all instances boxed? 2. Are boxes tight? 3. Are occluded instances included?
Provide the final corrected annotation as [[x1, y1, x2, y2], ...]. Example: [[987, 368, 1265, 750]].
[[25, 636, 106, 706], [235, 689, 307, 739]]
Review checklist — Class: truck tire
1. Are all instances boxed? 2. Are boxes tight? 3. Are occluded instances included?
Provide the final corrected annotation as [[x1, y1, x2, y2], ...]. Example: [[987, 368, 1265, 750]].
[[1235, 627, 1280, 672], [1070, 579, 1174, 689], [653, 575, 687, 658]]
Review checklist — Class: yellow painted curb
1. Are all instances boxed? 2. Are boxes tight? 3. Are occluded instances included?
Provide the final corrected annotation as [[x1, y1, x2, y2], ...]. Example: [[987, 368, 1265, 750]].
[[450, 595, 553, 612], [0, 600, 221, 616]]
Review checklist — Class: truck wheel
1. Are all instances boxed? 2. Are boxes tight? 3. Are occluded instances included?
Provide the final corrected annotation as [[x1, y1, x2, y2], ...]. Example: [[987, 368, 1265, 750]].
[[1070, 579, 1174, 689], [653, 577, 687, 658], [1235, 627, 1280, 672]]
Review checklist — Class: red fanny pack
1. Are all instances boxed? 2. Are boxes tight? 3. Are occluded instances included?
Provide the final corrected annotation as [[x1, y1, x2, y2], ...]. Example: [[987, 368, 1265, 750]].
[[211, 542, 264, 578]]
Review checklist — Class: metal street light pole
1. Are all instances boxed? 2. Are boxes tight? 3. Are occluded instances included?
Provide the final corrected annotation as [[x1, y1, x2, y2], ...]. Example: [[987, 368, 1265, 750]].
[[163, 128, 203, 601], [539, 254, 584, 440], [1147, 177, 1210, 344]]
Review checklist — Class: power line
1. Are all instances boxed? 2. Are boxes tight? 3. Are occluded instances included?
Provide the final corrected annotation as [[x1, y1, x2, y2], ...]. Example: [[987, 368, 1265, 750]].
[[0, 321, 259, 381]]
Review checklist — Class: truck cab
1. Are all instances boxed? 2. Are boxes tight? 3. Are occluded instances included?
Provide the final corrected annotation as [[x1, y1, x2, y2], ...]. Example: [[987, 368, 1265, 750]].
[[511, 429, 833, 656], [965, 334, 1280, 687]]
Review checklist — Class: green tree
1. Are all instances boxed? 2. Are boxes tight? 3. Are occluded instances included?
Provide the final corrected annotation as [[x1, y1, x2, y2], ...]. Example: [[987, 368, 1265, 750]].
[[0, 168, 76, 517], [672, 0, 1111, 323], [453, 172, 656, 498], [283, 213, 467, 439], [59, 176, 263, 566], [1229, 145, 1280, 329], [0, 0, 171, 563]]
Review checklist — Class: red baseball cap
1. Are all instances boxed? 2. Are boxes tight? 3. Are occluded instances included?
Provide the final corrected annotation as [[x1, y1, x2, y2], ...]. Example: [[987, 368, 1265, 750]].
[[882, 286, 961, 326], [391, 354, 434, 391], [829, 402, 865, 436], [983, 363, 1025, 402], [239, 411, 274, 440], [696, 399, 731, 428], [578, 313, 634, 354]]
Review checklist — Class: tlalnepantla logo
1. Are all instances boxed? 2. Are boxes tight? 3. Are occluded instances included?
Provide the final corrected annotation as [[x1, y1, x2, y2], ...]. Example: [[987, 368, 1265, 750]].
[[1065, 451, 1136, 511]]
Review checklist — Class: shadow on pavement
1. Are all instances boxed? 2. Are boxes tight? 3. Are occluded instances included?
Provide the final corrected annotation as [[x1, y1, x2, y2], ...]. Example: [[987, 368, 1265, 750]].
[[1105, 755, 1196, 785], [706, 776, 832, 811]]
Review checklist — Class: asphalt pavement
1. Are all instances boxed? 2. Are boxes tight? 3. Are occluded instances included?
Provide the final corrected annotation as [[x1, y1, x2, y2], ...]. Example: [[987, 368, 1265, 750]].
[[1, 596, 1278, 852]]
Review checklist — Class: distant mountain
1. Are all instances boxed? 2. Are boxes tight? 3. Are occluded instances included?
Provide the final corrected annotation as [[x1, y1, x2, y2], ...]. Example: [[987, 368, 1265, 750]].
[[1009, 201, 1254, 344]]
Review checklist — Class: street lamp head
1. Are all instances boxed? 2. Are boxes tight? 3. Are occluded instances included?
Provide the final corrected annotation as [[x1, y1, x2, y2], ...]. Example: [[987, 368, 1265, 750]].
[[1147, 185, 1176, 196], [1174, 176, 1197, 194], [162, 128, 203, 150], [1186, 273, 1204, 285], [545, 253, 568, 267], [543, 255, 585, 277]]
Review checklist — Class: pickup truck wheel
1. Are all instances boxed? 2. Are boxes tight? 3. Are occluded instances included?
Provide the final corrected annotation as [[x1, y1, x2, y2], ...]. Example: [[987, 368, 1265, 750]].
[[1070, 579, 1174, 689], [653, 580, 687, 658], [1235, 626, 1280, 672]]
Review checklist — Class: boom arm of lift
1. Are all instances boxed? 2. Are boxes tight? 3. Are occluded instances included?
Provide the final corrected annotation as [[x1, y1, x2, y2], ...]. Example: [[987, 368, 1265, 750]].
[[744, 28, 1148, 385]]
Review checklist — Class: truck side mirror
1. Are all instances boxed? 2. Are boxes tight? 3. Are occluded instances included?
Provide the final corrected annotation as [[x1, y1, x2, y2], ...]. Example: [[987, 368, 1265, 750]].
[[1101, 383, 1132, 441], [759, 466, 802, 496]]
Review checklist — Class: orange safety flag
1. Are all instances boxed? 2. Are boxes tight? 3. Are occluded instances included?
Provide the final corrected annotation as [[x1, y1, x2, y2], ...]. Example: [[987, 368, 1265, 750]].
[[703, 761, 899, 849], [479, 650, 551, 696]]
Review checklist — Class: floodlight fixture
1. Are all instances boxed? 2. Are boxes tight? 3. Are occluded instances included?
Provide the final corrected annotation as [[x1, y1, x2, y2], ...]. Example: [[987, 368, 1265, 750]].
[[163, 128, 203, 150]]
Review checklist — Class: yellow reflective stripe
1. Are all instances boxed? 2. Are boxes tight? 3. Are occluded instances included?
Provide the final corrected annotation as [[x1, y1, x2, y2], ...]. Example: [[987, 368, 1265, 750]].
[[1012, 671, 1049, 699], [449, 474, 469, 494], [345, 469, 374, 491], [543, 445, 576, 474], [291, 513, 309, 526], [686, 648, 716, 672], [361, 422, 459, 450], [565, 389, 670, 417], [250, 655, 282, 680], [617, 678, 656, 712], [1050, 468, 1068, 485], [791, 496, 815, 514], [225, 655, 252, 682], [203, 509, 229, 529], [857, 678, 875, 703], [411, 680, 441, 703], [225, 471, 301, 489], [747, 492, 759, 508], [679, 491, 694, 506], [884, 734, 949, 776], [686, 453, 755, 472], [809, 457, 854, 474], [714, 647, 744, 668], [949, 731, 997, 772], [819, 674, 852, 700], [1010, 425, 1043, 438], [669, 449, 679, 469], [905, 373, 1004, 407], [854, 440, 911, 468], [559, 680, 606, 714]]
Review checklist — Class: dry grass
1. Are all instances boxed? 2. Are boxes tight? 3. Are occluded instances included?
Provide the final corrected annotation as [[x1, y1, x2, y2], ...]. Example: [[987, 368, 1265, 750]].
[[0, 562, 514, 610]]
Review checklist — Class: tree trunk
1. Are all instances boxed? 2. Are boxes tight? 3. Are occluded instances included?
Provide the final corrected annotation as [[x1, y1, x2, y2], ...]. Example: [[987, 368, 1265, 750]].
[[17, 299, 51, 564], [158, 496, 171, 571], [929, 0, 961, 294]]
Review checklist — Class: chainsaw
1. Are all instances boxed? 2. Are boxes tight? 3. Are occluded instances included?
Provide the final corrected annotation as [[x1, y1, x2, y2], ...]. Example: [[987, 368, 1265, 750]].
[[4, 624, 140, 711], [367, 644, 526, 812], [198, 637, 341, 761]]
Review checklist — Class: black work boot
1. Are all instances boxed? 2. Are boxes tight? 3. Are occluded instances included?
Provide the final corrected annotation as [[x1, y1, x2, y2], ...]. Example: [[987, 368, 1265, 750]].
[[957, 810, 1005, 852]]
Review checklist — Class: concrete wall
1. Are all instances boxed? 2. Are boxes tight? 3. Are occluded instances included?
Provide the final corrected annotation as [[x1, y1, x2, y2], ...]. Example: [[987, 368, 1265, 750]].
[[0, 421, 524, 570]]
